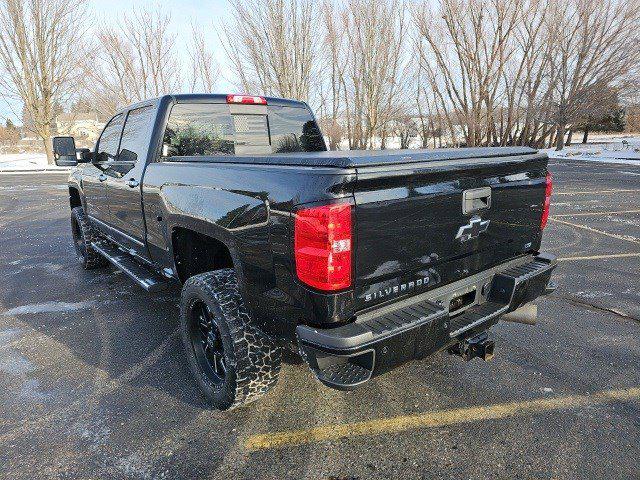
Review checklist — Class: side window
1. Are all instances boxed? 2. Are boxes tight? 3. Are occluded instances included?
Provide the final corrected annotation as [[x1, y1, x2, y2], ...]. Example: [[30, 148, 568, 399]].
[[96, 114, 124, 163], [162, 103, 234, 157], [110, 105, 155, 176]]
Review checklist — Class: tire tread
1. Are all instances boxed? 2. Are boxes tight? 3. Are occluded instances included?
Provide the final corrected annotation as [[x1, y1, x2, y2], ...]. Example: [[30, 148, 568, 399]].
[[180, 269, 281, 410], [71, 206, 108, 269]]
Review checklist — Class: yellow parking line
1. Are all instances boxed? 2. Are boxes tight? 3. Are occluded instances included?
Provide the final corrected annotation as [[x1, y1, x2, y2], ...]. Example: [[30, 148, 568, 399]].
[[558, 252, 640, 261], [550, 218, 640, 244], [553, 209, 640, 217], [554, 189, 640, 195], [245, 387, 640, 450]]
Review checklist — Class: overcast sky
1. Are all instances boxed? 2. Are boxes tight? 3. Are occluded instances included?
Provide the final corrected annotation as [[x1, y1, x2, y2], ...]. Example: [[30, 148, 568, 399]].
[[0, 0, 233, 124]]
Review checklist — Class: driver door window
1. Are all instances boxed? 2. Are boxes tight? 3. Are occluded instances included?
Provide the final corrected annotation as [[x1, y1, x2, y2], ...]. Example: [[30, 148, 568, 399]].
[[107, 105, 155, 177], [96, 114, 124, 164]]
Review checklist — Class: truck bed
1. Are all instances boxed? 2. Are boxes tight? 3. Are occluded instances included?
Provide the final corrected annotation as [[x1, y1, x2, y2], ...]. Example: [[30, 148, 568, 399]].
[[166, 146, 539, 169]]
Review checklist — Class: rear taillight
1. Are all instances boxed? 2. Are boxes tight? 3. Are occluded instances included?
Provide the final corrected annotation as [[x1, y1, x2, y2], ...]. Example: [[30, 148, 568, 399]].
[[294, 203, 352, 291], [226, 94, 267, 105], [541, 172, 553, 230]]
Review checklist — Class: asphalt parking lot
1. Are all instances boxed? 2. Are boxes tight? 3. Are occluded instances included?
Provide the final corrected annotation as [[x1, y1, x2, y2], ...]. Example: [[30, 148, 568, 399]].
[[0, 160, 638, 480]]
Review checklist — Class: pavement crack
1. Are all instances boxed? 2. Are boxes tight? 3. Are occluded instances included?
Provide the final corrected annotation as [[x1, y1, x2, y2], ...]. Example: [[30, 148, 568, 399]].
[[552, 294, 640, 323]]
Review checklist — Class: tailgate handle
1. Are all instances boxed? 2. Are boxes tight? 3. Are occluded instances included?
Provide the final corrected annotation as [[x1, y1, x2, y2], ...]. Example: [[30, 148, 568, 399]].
[[462, 187, 491, 214]]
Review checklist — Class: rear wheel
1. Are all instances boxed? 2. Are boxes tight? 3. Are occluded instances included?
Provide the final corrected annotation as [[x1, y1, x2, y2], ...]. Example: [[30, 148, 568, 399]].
[[71, 206, 108, 269], [180, 269, 281, 410]]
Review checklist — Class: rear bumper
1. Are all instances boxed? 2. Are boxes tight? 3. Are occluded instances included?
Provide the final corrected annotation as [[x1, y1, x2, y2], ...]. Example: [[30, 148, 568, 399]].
[[297, 253, 557, 390]]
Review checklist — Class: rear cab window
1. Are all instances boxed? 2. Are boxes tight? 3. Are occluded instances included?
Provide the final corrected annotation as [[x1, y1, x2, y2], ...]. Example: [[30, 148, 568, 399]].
[[161, 102, 325, 158]]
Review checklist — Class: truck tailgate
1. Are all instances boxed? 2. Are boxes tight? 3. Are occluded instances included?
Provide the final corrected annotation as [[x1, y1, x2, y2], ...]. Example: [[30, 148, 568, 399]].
[[353, 151, 549, 311]]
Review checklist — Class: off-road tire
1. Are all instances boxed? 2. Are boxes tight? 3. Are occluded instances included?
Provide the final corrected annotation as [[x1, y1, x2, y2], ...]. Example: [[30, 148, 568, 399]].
[[71, 206, 108, 269], [180, 269, 281, 410]]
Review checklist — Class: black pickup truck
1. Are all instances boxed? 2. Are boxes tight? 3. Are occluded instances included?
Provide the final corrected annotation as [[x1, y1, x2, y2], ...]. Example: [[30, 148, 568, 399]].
[[53, 93, 556, 410]]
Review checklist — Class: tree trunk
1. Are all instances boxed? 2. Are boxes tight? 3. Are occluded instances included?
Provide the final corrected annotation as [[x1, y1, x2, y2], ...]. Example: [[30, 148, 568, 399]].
[[582, 127, 589, 144], [555, 124, 566, 151], [566, 129, 573, 146], [43, 137, 54, 165]]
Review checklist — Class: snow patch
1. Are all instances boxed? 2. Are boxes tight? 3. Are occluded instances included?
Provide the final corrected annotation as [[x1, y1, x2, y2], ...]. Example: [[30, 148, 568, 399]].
[[0, 350, 35, 375], [38, 263, 65, 274], [0, 328, 55, 402], [0, 153, 71, 172], [574, 291, 614, 300], [3, 301, 94, 316], [0, 328, 29, 377], [544, 137, 640, 166], [0, 327, 21, 346], [72, 418, 112, 453], [20, 378, 53, 401], [113, 453, 154, 480]]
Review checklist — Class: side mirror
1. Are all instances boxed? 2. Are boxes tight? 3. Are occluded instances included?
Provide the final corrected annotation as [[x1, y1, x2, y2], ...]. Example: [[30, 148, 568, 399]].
[[53, 136, 78, 166]]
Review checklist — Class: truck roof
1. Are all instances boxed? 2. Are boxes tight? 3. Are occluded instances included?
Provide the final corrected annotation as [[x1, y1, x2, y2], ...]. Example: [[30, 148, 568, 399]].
[[124, 93, 308, 112]]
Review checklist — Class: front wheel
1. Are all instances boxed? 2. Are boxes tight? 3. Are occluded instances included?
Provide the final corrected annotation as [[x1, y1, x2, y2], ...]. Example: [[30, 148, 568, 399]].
[[180, 269, 281, 410], [71, 207, 108, 269]]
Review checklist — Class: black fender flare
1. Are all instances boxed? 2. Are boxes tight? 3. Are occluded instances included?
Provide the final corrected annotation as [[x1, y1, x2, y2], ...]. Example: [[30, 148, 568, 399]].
[[165, 215, 246, 288]]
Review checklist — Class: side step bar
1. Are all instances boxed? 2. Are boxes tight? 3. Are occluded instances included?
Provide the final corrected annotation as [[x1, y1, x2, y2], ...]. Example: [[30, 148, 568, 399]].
[[91, 241, 169, 293]]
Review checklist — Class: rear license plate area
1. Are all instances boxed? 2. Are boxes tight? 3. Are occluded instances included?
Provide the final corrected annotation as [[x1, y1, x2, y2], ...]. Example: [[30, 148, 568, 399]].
[[449, 288, 476, 315]]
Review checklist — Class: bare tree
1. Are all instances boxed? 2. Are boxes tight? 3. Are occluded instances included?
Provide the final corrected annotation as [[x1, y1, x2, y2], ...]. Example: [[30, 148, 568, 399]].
[[412, 0, 640, 150], [0, 118, 20, 148], [499, 0, 555, 147], [0, 0, 89, 163], [415, 65, 446, 148], [393, 115, 418, 149], [219, 0, 319, 102], [415, 0, 523, 147], [339, 0, 410, 149], [318, 0, 348, 149], [188, 23, 220, 93], [84, 7, 182, 115], [540, 0, 640, 150]]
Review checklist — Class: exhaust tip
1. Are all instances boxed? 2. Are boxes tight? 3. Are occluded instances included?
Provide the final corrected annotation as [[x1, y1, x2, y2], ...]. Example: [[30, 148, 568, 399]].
[[502, 304, 537, 325]]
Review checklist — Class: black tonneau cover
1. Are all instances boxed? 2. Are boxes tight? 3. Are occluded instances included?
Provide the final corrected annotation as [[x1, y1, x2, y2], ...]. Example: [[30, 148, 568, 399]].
[[167, 146, 539, 169]]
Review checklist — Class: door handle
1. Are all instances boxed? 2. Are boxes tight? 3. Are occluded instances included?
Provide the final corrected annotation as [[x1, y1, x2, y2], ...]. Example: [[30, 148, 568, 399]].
[[127, 179, 139, 188], [462, 187, 491, 214], [98, 174, 107, 182]]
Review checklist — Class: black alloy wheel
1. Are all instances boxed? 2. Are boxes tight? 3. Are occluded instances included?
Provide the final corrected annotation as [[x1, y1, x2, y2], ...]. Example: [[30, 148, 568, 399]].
[[179, 269, 281, 410], [190, 301, 226, 384]]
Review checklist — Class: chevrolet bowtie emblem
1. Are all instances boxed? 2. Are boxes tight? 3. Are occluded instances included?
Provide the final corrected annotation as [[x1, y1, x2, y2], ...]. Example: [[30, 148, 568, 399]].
[[455, 216, 490, 242]]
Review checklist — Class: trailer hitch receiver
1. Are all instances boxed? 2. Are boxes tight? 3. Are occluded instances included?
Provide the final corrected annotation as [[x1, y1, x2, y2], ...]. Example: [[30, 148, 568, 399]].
[[448, 332, 495, 362]]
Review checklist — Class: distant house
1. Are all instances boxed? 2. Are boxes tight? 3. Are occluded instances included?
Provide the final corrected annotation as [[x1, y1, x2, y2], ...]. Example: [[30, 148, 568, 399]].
[[56, 112, 107, 146]]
